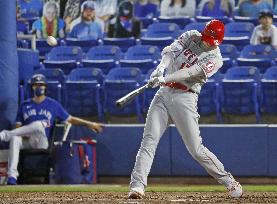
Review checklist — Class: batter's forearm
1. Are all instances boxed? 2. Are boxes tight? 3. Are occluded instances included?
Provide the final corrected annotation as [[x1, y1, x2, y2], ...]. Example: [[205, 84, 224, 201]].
[[164, 65, 205, 83], [159, 49, 173, 69]]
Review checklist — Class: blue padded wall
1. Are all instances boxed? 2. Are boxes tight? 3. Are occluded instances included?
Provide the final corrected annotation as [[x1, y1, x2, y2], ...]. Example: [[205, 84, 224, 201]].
[[0, 1, 18, 130]]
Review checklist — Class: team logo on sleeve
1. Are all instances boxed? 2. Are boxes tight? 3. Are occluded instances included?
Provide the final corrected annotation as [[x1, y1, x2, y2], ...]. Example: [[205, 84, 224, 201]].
[[203, 61, 215, 74]]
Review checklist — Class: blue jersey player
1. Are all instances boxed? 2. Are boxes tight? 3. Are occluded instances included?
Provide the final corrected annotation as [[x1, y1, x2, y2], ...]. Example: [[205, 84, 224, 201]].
[[0, 74, 104, 185]]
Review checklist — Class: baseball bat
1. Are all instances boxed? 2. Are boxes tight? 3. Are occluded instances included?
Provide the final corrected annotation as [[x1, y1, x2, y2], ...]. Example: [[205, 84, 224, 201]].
[[116, 83, 149, 108], [62, 122, 72, 142]]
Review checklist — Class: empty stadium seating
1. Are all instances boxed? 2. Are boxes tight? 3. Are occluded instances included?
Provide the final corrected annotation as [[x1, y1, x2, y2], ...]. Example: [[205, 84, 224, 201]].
[[224, 22, 254, 50], [140, 22, 179, 50], [44, 46, 83, 74], [219, 44, 238, 73], [82, 45, 122, 74], [237, 45, 275, 73], [65, 38, 99, 52], [103, 67, 144, 122], [103, 37, 136, 52], [260, 67, 277, 114], [221, 66, 261, 122], [120, 45, 160, 74], [64, 68, 104, 120]]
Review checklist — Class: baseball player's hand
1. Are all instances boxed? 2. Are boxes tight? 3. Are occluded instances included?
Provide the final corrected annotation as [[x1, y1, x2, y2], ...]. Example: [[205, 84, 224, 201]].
[[150, 65, 165, 79], [87, 122, 104, 133], [148, 76, 165, 88]]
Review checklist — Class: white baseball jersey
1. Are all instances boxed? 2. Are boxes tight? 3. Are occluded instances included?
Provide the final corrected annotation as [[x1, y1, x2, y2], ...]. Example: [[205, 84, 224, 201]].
[[164, 30, 223, 94]]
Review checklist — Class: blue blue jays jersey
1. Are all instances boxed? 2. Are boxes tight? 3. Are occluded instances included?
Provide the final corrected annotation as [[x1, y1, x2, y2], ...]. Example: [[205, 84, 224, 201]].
[[16, 97, 70, 138]]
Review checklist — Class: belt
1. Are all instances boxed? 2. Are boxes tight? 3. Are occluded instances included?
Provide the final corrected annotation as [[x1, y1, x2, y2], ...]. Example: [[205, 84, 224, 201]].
[[164, 82, 195, 93]]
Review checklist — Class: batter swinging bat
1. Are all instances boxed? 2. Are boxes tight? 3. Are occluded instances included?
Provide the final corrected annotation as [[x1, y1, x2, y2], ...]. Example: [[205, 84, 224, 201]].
[[116, 83, 149, 108]]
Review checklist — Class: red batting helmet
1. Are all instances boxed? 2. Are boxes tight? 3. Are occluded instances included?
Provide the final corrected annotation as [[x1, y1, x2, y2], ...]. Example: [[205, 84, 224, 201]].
[[201, 19, 225, 46]]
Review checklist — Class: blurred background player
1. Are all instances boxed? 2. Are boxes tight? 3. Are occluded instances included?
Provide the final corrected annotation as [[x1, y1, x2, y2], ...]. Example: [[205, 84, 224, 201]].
[[128, 19, 243, 199], [0, 74, 104, 185], [250, 10, 277, 48]]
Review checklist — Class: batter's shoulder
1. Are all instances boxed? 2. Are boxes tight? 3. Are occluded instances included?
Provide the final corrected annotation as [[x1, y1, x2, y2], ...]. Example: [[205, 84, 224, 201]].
[[179, 30, 202, 43]]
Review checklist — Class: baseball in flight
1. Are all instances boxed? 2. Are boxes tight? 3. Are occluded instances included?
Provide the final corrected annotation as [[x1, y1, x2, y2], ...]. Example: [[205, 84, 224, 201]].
[[46, 36, 57, 46]]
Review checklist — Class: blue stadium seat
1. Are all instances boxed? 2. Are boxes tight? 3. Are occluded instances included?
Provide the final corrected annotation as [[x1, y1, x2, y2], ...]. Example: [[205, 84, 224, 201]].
[[143, 69, 158, 112], [140, 23, 179, 50], [17, 40, 29, 49], [65, 38, 99, 52], [82, 45, 122, 74], [120, 45, 160, 74], [223, 22, 255, 50], [260, 67, 277, 114], [18, 48, 41, 85], [64, 68, 103, 120], [220, 66, 261, 122], [137, 17, 154, 29], [67, 67, 104, 85], [17, 20, 29, 34], [19, 0, 43, 19], [103, 67, 144, 122], [184, 22, 206, 32], [103, 37, 136, 52], [198, 72, 223, 122], [219, 44, 238, 73], [233, 16, 259, 25], [195, 16, 231, 24], [36, 39, 61, 59], [237, 45, 275, 73], [44, 46, 83, 75], [33, 68, 65, 103], [157, 16, 194, 30]]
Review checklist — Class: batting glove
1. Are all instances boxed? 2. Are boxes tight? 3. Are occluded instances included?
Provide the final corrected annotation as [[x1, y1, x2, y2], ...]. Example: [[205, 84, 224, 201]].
[[148, 76, 165, 88], [150, 65, 165, 79]]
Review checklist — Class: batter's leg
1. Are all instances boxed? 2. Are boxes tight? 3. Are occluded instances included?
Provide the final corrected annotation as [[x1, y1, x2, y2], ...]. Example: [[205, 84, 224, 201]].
[[130, 94, 170, 191], [170, 93, 235, 187]]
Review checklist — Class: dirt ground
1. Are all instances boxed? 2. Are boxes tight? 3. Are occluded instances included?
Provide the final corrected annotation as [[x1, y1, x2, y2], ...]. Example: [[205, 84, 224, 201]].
[[0, 192, 277, 204]]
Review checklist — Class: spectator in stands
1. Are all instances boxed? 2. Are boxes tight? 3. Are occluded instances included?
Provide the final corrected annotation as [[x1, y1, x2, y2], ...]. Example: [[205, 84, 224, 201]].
[[134, 0, 159, 18], [32, 2, 65, 39], [69, 1, 103, 40], [107, 0, 141, 38], [200, 0, 234, 17], [160, 0, 196, 17], [0, 74, 104, 185], [250, 10, 277, 48], [63, 0, 117, 33], [238, 0, 272, 17]]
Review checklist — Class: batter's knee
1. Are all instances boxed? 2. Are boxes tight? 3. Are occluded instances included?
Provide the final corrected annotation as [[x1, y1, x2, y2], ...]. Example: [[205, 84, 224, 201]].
[[188, 145, 205, 161]]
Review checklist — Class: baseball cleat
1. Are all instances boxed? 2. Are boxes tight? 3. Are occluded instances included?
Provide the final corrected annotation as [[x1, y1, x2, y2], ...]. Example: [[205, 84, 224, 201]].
[[227, 181, 243, 198], [7, 176, 17, 185], [128, 187, 145, 199]]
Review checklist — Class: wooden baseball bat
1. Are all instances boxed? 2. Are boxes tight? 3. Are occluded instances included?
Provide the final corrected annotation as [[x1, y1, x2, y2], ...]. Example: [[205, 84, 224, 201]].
[[115, 83, 149, 108]]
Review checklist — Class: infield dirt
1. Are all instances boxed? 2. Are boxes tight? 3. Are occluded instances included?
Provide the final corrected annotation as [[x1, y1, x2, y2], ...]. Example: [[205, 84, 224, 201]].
[[0, 192, 277, 204]]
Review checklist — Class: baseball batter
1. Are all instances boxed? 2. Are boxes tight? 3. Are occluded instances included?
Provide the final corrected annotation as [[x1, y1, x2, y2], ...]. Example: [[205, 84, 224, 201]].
[[128, 20, 243, 199], [0, 74, 103, 185]]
